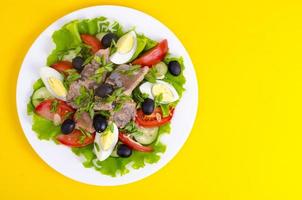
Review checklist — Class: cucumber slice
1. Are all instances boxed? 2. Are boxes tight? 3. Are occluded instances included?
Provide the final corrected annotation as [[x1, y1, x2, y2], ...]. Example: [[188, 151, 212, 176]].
[[154, 62, 168, 79], [134, 126, 159, 145], [31, 87, 53, 107]]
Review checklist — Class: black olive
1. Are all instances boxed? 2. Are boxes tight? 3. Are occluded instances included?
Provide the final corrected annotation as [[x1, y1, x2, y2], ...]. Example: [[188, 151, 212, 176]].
[[168, 60, 181, 76], [95, 83, 114, 98], [72, 56, 84, 72], [93, 115, 108, 133], [117, 144, 132, 158], [142, 98, 155, 115], [101, 33, 118, 48], [61, 119, 75, 134]]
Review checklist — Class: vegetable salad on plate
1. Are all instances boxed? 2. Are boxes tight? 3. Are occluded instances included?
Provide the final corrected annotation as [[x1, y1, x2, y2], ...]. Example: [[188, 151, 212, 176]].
[[27, 16, 186, 177]]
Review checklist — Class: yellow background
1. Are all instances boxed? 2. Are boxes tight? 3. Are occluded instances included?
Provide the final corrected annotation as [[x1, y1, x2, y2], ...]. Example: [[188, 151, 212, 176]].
[[0, 0, 301, 199]]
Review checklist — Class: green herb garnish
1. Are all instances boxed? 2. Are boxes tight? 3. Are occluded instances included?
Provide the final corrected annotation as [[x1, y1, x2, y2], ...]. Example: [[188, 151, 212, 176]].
[[145, 67, 157, 83], [64, 69, 81, 89], [120, 121, 143, 137], [50, 100, 59, 113], [119, 65, 141, 76]]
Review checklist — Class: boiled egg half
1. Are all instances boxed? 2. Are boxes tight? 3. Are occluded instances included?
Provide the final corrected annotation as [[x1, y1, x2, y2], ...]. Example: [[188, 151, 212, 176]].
[[139, 80, 179, 104], [40, 67, 67, 101], [110, 31, 137, 64], [94, 122, 119, 161]]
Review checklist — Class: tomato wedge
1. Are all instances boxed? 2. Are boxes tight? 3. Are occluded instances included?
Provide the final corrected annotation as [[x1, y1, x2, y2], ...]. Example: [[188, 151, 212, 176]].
[[57, 129, 95, 147], [35, 99, 74, 124], [51, 61, 73, 73], [135, 107, 174, 127], [132, 39, 168, 67], [118, 132, 153, 152], [80, 34, 102, 53]]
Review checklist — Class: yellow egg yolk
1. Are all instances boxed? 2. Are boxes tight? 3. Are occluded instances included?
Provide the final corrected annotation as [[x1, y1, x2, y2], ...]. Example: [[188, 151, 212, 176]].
[[100, 130, 114, 150], [47, 77, 67, 97], [152, 84, 174, 103], [116, 32, 134, 54]]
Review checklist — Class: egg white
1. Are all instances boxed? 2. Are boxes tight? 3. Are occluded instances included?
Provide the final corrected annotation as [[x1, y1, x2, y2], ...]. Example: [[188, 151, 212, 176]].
[[39, 67, 67, 101], [109, 31, 137, 64], [139, 80, 179, 104], [94, 123, 119, 161]]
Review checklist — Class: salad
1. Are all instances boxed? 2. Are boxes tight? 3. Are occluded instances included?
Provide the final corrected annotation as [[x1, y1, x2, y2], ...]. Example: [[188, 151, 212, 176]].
[[27, 16, 186, 177]]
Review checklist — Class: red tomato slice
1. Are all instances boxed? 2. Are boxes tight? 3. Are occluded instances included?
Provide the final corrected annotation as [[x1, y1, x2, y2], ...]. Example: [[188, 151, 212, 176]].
[[57, 129, 95, 147], [132, 39, 168, 67], [80, 34, 102, 53], [135, 107, 173, 127], [118, 132, 153, 152], [35, 99, 74, 123], [51, 61, 73, 73]]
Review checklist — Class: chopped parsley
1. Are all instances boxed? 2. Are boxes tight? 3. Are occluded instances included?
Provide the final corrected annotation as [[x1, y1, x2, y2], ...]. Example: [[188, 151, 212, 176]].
[[154, 93, 163, 107], [132, 87, 149, 106], [64, 69, 81, 89], [50, 100, 59, 113], [119, 65, 141, 76], [120, 121, 143, 137], [160, 104, 170, 117], [145, 67, 157, 83], [74, 86, 95, 118]]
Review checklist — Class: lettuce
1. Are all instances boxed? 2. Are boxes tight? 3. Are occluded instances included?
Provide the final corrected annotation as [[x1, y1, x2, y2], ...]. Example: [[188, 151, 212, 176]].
[[71, 123, 171, 177], [130, 34, 147, 61], [163, 56, 186, 97], [46, 17, 124, 66], [32, 114, 61, 140], [28, 79, 60, 140], [144, 36, 157, 50], [78, 17, 107, 35], [130, 34, 158, 61], [47, 21, 82, 66], [33, 78, 44, 90]]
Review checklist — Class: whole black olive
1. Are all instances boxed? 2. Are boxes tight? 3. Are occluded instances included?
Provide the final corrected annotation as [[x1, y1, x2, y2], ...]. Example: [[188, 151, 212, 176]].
[[117, 144, 132, 158], [142, 98, 155, 115], [101, 33, 118, 48], [168, 60, 181, 76], [93, 115, 108, 133], [72, 56, 84, 72], [61, 119, 75, 134]]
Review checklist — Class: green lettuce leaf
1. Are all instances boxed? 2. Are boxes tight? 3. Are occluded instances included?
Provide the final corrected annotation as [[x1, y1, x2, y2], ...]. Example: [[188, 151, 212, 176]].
[[46, 17, 124, 66], [163, 56, 186, 97], [144, 36, 157, 50], [33, 78, 44, 90], [130, 34, 147, 61], [27, 101, 34, 115], [32, 114, 61, 140], [47, 21, 82, 66]]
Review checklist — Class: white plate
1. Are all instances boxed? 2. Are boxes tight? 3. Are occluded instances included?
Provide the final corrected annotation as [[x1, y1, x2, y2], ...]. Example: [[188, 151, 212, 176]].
[[16, 5, 198, 186]]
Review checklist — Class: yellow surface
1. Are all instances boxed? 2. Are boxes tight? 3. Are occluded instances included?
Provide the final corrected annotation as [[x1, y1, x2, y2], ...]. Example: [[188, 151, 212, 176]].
[[0, 0, 301, 199]]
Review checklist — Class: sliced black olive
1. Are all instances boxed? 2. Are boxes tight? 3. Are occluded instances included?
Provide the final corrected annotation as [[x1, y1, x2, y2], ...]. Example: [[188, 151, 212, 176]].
[[168, 60, 181, 76], [117, 144, 132, 158], [101, 33, 118, 48], [93, 114, 108, 133], [142, 98, 155, 115], [72, 56, 84, 72], [61, 119, 75, 134], [95, 83, 114, 98]]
